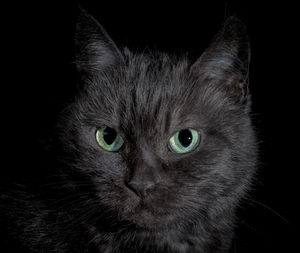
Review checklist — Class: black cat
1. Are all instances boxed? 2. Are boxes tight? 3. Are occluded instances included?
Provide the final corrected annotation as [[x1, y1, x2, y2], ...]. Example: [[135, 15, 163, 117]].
[[0, 9, 257, 253]]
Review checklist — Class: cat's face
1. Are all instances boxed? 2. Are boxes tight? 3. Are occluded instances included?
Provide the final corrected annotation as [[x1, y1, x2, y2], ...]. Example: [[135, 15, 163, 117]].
[[60, 11, 256, 232]]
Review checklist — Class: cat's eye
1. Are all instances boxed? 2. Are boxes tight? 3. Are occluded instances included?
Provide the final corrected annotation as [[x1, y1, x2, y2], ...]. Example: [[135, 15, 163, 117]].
[[96, 126, 124, 152], [169, 128, 200, 154]]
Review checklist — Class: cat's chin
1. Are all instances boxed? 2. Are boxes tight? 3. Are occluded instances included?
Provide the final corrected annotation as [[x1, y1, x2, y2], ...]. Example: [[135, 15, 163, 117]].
[[129, 210, 170, 230], [122, 201, 176, 230]]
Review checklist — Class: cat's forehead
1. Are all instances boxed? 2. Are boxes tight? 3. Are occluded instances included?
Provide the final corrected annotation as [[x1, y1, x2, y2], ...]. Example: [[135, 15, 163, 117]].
[[112, 54, 202, 134], [84, 52, 214, 139], [125, 52, 189, 83]]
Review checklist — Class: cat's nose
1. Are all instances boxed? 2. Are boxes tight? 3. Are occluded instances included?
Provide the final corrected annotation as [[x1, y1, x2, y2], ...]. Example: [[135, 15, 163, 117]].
[[125, 148, 161, 198], [125, 178, 157, 199]]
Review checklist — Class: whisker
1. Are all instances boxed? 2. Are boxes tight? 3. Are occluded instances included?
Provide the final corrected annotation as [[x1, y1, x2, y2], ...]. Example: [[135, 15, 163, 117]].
[[245, 198, 290, 224]]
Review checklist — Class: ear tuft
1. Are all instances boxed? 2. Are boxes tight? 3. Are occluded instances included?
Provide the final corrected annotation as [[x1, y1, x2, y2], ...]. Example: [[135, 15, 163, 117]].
[[75, 8, 124, 76], [192, 16, 251, 103]]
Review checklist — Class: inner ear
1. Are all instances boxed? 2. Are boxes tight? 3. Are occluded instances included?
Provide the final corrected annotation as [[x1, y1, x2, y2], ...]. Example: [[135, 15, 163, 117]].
[[75, 8, 124, 76], [191, 16, 250, 103]]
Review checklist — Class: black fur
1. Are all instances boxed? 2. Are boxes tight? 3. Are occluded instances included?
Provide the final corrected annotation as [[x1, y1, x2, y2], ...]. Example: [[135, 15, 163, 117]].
[[0, 9, 257, 253]]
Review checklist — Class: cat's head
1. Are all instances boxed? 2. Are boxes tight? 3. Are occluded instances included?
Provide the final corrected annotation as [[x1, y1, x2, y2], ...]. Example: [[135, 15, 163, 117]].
[[59, 9, 256, 232]]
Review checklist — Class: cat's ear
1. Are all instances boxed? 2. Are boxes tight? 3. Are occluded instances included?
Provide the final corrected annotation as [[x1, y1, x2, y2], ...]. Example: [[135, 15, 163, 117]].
[[75, 8, 124, 76], [191, 16, 250, 103]]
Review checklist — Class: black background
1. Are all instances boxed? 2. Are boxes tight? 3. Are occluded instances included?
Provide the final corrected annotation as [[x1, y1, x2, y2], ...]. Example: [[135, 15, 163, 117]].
[[3, 1, 298, 252]]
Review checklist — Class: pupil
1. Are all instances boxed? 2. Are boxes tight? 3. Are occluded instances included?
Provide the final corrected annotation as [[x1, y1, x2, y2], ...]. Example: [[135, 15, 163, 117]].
[[103, 127, 117, 145], [178, 129, 193, 147]]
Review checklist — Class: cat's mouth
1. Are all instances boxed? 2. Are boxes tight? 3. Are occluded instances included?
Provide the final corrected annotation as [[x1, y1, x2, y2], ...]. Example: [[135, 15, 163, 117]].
[[129, 209, 170, 230], [121, 198, 175, 230]]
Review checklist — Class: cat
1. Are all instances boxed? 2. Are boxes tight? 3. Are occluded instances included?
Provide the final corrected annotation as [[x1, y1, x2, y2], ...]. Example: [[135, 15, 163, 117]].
[[0, 9, 257, 253]]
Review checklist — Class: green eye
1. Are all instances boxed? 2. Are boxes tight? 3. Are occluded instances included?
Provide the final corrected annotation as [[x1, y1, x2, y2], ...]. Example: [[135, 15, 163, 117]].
[[96, 126, 124, 152], [169, 128, 200, 154]]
